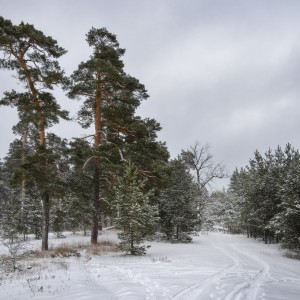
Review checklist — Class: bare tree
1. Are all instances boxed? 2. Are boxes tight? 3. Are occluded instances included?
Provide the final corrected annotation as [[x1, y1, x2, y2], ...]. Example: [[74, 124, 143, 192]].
[[181, 142, 227, 193], [0, 234, 29, 272]]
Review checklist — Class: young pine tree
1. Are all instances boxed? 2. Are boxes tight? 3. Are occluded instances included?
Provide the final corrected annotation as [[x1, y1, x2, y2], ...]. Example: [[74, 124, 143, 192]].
[[159, 158, 201, 242], [113, 162, 159, 255]]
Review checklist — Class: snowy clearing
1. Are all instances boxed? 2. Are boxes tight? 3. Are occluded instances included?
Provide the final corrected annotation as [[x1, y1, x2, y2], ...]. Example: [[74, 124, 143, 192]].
[[0, 231, 300, 300]]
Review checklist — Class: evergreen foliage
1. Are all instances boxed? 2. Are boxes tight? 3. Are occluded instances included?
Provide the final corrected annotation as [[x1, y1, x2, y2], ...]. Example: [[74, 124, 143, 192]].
[[230, 144, 300, 251], [2, 18, 300, 258], [0, 161, 9, 207], [0, 192, 22, 242], [67, 27, 167, 244], [0, 17, 68, 250], [203, 190, 243, 233], [65, 139, 94, 234], [113, 162, 159, 255], [158, 159, 200, 242]]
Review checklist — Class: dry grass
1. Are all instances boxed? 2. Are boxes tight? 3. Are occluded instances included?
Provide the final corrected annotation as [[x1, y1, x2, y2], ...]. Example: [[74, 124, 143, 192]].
[[284, 251, 300, 260], [0, 239, 119, 276], [28, 240, 118, 259], [69, 240, 118, 256]]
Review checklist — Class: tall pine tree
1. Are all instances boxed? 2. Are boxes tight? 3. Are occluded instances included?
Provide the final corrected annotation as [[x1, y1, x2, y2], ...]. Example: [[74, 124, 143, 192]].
[[0, 17, 68, 250], [67, 27, 166, 243]]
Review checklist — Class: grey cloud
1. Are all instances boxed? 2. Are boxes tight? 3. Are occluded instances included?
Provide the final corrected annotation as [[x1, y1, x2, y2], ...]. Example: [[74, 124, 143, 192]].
[[1, 0, 300, 190]]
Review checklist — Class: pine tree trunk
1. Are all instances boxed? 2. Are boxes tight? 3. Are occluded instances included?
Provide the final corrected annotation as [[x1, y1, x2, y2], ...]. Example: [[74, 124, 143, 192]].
[[41, 191, 50, 250], [91, 165, 100, 244], [264, 230, 267, 244], [39, 115, 51, 250], [39, 118, 46, 148], [21, 127, 29, 241], [130, 229, 134, 255], [21, 178, 26, 241], [95, 74, 102, 146], [91, 78, 102, 244]]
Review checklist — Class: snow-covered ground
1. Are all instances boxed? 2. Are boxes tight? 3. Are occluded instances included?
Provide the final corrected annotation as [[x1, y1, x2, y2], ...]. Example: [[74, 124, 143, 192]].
[[0, 231, 300, 300]]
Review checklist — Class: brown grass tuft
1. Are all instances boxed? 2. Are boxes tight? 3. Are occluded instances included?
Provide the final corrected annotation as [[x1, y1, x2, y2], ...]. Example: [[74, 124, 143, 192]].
[[28, 240, 118, 259]]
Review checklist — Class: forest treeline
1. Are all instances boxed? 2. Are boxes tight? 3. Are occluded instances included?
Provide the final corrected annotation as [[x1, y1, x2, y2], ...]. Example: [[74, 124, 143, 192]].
[[0, 17, 225, 255], [206, 144, 300, 253], [0, 17, 299, 255]]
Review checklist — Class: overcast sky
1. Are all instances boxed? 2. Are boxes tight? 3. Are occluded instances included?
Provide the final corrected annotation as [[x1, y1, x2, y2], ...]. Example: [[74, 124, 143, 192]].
[[1, 0, 300, 190]]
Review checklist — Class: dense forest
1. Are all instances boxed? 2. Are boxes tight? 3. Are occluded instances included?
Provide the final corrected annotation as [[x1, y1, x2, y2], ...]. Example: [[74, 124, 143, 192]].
[[0, 17, 299, 256]]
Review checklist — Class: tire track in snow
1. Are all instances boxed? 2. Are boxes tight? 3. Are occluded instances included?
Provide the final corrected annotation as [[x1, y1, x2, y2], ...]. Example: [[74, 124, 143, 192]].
[[213, 243, 249, 300], [171, 241, 271, 300], [223, 282, 251, 300], [171, 242, 241, 300], [230, 244, 270, 300], [209, 243, 270, 300]]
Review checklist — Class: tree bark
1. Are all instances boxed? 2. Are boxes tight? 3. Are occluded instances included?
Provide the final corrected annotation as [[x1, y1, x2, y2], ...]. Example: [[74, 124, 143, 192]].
[[41, 191, 50, 250], [91, 75, 102, 244], [94, 75, 102, 147], [21, 127, 29, 240], [130, 229, 134, 254], [91, 165, 100, 244], [39, 118, 46, 148]]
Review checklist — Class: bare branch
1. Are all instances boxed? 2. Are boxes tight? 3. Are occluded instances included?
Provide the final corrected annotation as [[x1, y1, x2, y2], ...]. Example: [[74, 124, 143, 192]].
[[118, 149, 127, 162], [74, 134, 95, 140], [82, 155, 111, 171], [138, 169, 158, 180], [181, 141, 227, 192]]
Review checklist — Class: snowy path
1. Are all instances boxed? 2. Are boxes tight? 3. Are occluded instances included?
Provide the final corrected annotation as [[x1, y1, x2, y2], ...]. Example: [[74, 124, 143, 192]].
[[1, 232, 300, 299], [168, 234, 300, 300]]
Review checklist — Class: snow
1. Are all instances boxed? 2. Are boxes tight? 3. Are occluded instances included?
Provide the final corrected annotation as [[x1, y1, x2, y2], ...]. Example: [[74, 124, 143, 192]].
[[1, 231, 300, 300]]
